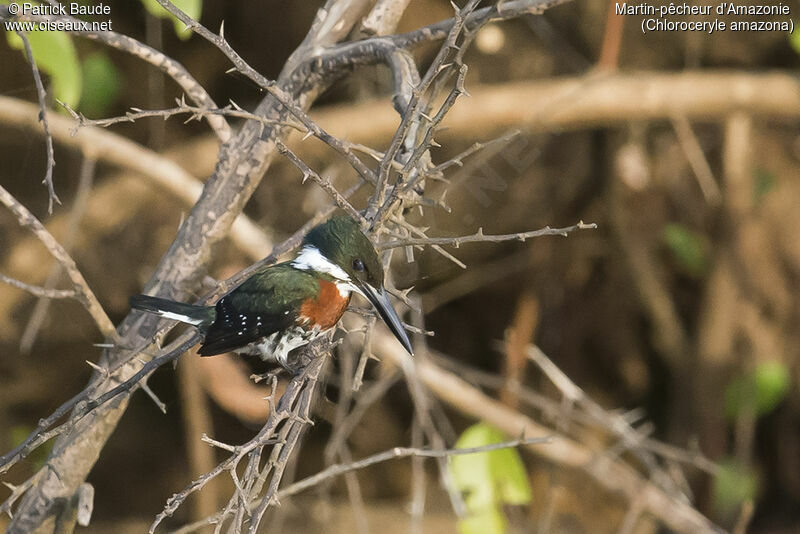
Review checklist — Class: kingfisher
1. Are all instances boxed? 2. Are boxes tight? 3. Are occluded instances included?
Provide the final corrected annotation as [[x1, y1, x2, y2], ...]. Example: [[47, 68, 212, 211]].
[[130, 216, 413, 368]]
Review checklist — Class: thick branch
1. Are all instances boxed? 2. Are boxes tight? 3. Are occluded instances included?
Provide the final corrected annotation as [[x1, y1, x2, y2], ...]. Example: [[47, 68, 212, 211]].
[[5, 0, 379, 530]]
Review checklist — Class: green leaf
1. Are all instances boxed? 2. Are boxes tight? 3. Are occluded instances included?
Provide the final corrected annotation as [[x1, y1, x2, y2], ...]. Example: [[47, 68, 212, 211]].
[[790, 24, 800, 55], [663, 223, 708, 277], [712, 458, 758, 515], [449, 424, 532, 534], [79, 51, 122, 117], [6, 25, 82, 107], [753, 361, 790, 414], [753, 167, 776, 203], [724, 361, 790, 419], [141, 0, 202, 40]]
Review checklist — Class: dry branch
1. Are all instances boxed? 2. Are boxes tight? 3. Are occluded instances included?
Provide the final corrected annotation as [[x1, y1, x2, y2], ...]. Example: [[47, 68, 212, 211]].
[[311, 71, 800, 141], [379, 221, 597, 250], [15, 31, 58, 213], [0, 96, 271, 260], [1, 0, 592, 530], [170, 436, 551, 534], [373, 332, 724, 534], [12, 10, 231, 140], [0, 185, 117, 342], [0, 273, 76, 300]]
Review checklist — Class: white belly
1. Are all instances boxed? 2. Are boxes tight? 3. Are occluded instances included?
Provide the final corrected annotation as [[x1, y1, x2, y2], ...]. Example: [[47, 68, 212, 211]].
[[234, 326, 324, 368]]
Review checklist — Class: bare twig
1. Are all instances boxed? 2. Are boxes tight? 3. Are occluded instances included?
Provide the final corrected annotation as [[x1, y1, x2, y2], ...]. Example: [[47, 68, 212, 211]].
[[14, 9, 231, 141], [0, 184, 117, 342], [380, 221, 597, 250], [283, 436, 551, 498], [168, 436, 549, 534], [20, 155, 97, 353], [0, 273, 76, 299], [373, 332, 725, 534], [309, 71, 800, 143], [351, 315, 377, 391], [2, 1, 587, 530], [0, 331, 201, 477], [61, 99, 297, 132], [0, 96, 272, 259], [276, 139, 365, 224], [149, 341, 331, 534], [15, 30, 59, 212]]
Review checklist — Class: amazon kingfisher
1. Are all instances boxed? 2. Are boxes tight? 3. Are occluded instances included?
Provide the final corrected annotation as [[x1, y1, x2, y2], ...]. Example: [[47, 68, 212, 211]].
[[130, 216, 413, 368]]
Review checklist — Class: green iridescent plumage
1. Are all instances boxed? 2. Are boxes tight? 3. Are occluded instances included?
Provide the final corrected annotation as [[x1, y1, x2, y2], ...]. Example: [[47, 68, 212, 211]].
[[130, 215, 413, 368], [199, 264, 324, 356]]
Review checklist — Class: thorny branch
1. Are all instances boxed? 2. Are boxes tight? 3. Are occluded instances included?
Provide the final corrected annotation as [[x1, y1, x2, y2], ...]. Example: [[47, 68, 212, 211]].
[[15, 30, 59, 213], [60, 99, 298, 133], [0, 1, 724, 534], [379, 222, 598, 250], [170, 436, 550, 534]]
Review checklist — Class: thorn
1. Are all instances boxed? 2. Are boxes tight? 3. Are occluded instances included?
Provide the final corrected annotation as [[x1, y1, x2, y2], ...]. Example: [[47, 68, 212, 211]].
[[140, 381, 167, 414], [302, 130, 314, 141], [219, 20, 225, 38], [85, 360, 108, 376], [437, 62, 453, 74]]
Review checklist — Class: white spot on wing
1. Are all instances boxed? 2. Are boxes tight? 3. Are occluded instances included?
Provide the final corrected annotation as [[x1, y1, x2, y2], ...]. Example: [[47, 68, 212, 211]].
[[157, 311, 204, 325]]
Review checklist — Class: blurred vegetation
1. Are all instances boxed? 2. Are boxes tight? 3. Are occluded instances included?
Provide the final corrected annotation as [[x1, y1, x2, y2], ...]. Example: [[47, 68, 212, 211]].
[[2, 0, 800, 533]]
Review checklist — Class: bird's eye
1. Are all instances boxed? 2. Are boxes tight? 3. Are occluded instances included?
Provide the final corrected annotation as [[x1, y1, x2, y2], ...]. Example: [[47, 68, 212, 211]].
[[352, 258, 366, 272]]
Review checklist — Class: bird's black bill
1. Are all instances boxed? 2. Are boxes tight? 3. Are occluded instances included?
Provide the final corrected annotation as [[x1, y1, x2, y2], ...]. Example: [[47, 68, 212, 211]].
[[361, 284, 414, 356]]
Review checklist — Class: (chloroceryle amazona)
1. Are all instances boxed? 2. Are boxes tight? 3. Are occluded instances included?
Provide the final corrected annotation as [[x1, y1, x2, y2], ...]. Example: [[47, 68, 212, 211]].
[[130, 216, 413, 368]]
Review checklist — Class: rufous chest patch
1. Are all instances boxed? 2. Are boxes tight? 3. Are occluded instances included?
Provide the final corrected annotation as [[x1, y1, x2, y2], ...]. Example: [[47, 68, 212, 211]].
[[298, 278, 351, 330]]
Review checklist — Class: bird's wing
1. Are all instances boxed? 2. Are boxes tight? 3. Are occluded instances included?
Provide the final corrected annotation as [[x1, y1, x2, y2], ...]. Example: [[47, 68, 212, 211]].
[[198, 264, 319, 356]]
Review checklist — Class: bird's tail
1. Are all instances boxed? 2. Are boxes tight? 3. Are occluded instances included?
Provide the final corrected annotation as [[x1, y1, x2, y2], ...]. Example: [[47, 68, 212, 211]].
[[130, 295, 215, 326]]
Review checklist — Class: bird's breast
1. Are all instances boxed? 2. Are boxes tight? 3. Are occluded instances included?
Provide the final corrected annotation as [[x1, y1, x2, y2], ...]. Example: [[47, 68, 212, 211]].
[[297, 278, 351, 330]]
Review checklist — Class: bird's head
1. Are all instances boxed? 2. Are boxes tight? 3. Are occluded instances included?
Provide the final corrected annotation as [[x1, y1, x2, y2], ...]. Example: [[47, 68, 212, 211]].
[[293, 216, 413, 355]]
